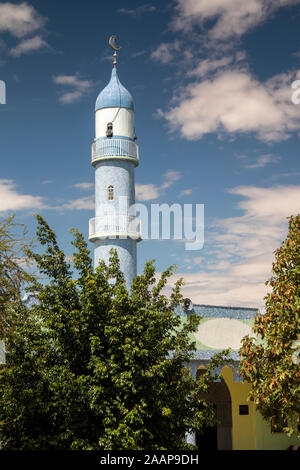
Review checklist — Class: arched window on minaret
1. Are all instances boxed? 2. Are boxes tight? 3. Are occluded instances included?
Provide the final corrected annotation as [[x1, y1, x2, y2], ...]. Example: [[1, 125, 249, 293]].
[[108, 185, 114, 201]]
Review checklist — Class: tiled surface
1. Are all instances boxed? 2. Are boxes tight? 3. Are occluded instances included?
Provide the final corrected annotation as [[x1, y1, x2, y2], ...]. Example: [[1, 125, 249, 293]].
[[95, 67, 134, 111]]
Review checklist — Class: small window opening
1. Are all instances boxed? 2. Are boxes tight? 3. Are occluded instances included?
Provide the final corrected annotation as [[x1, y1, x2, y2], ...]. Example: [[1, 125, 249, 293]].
[[106, 122, 113, 137], [108, 185, 114, 201], [239, 405, 249, 416]]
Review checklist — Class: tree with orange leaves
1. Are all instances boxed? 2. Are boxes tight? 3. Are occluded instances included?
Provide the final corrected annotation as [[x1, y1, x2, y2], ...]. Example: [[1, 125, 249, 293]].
[[240, 215, 300, 436]]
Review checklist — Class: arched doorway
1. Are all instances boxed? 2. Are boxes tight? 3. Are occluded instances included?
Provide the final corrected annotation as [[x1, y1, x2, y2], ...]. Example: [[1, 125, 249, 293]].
[[196, 368, 232, 450]]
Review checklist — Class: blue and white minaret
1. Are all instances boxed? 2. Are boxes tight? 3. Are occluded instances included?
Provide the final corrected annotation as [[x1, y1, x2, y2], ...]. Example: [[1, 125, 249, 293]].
[[89, 38, 141, 288]]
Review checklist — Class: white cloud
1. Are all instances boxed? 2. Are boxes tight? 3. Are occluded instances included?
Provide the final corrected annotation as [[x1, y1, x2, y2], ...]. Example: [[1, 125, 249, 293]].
[[58, 91, 83, 104], [187, 51, 246, 77], [135, 184, 160, 202], [73, 182, 94, 191], [244, 154, 280, 169], [172, 0, 300, 41], [0, 179, 45, 212], [136, 170, 182, 201], [118, 4, 156, 16], [228, 185, 300, 221], [170, 253, 272, 309], [132, 50, 147, 58], [0, 2, 46, 38], [187, 56, 233, 78], [10, 35, 49, 57], [160, 68, 300, 142], [179, 189, 193, 197], [0, 179, 95, 213], [61, 196, 94, 211], [168, 184, 300, 308], [184, 270, 269, 308], [152, 2, 300, 144], [53, 75, 94, 104], [160, 170, 181, 189], [151, 41, 181, 64]]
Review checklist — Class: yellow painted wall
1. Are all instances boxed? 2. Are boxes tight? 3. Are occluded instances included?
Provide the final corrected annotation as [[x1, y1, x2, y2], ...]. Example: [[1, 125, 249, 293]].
[[221, 366, 255, 450], [221, 366, 300, 450], [253, 410, 300, 450]]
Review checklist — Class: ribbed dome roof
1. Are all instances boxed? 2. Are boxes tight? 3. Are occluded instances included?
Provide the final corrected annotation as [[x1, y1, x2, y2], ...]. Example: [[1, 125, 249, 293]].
[[95, 67, 134, 111]]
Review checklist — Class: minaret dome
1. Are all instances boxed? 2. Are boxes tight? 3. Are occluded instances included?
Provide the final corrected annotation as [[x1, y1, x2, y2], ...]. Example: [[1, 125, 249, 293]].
[[95, 67, 134, 111]]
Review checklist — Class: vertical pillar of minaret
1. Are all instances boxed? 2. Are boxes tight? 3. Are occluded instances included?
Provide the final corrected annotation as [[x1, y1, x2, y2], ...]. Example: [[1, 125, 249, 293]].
[[89, 59, 141, 288]]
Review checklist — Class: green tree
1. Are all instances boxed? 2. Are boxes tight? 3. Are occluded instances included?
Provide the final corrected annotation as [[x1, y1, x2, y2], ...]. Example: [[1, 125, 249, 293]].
[[240, 215, 300, 435], [0, 215, 32, 339], [0, 215, 230, 450]]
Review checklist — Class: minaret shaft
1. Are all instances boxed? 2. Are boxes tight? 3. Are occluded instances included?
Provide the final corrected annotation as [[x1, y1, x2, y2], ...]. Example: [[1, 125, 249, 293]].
[[89, 66, 140, 288]]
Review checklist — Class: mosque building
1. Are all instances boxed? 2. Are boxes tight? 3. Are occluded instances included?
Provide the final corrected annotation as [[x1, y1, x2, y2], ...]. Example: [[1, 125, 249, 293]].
[[87, 39, 299, 450]]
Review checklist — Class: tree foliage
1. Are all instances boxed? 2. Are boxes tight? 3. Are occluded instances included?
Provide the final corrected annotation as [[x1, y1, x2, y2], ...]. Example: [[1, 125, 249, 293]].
[[0, 215, 229, 450], [239, 215, 300, 435], [0, 215, 32, 339]]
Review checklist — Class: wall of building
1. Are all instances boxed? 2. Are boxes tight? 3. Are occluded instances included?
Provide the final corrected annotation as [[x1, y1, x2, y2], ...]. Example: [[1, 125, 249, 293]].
[[94, 238, 137, 287], [95, 160, 135, 215], [221, 366, 300, 450], [221, 366, 255, 450], [254, 409, 300, 450], [95, 108, 134, 139]]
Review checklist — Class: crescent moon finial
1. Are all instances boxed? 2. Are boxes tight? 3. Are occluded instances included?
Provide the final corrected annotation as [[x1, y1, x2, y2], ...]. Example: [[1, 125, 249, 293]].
[[109, 35, 122, 67]]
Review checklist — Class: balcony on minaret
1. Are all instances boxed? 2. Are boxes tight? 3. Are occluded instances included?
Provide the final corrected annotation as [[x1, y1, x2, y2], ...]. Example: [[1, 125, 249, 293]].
[[91, 137, 139, 166], [89, 215, 141, 241]]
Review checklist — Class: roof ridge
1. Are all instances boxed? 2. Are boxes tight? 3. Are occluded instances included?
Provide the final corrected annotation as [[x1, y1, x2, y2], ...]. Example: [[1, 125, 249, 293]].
[[193, 304, 258, 311]]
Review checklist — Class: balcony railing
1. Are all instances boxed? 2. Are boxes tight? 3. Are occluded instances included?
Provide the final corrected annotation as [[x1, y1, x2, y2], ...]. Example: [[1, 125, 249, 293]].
[[92, 138, 139, 165], [89, 215, 141, 241]]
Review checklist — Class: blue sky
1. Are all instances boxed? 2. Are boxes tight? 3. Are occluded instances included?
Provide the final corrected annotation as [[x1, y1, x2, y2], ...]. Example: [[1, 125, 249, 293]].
[[0, 0, 300, 308]]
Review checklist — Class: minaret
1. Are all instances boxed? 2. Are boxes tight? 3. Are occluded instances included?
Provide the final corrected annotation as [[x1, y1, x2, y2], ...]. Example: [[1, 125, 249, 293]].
[[89, 38, 141, 288]]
